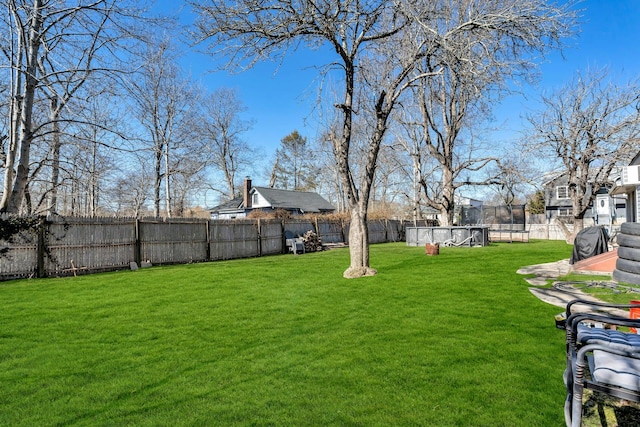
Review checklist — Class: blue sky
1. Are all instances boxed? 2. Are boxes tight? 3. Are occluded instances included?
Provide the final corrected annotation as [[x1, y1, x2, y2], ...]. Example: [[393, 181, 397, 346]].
[[157, 0, 640, 173], [495, 0, 640, 140]]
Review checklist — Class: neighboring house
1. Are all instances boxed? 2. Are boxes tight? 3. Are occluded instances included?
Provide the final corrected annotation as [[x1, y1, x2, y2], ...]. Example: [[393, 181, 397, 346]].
[[210, 178, 335, 219], [610, 152, 640, 223], [543, 171, 626, 226], [455, 195, 484, 225], [456, 195, 484, 209]]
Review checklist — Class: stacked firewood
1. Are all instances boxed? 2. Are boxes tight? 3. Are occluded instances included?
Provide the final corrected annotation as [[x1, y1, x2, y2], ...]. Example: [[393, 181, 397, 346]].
[[301, 230, 322, 252]]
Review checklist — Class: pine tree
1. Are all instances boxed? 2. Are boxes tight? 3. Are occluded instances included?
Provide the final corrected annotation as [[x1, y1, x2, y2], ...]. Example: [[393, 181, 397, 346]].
[[271, 130, 318, 190]]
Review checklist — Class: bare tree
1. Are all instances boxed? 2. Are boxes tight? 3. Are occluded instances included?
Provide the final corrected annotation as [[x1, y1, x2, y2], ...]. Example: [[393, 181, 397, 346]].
[[487, 153, 537, 207], [191, 1, 409, 278], [393, 120, 442, 222], [37, 34, 117, 215], [126, 40, 199, 218], [397, 0, 576, 226], [198, 87, 254, 200], [0, 0, 146, 214], [13, 82, 125, 216], [525, 68, 640, 239], [66, 90, 123, 216], [191, 0, 574, 278], [110, 167, 152, 218]]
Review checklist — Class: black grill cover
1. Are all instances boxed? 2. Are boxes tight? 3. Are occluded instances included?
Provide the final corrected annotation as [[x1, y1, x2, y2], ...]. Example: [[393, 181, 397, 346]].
[[570, 226, 609, 264]]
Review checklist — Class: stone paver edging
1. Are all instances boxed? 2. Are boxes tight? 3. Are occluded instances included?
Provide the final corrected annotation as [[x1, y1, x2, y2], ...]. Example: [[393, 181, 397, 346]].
[[517, 259, 626, 315]]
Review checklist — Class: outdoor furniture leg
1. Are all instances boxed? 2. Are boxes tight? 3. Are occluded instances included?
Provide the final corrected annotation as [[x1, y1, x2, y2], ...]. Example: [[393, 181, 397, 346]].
[[564, 367, 573, 426], [570, 355, 587, 427]]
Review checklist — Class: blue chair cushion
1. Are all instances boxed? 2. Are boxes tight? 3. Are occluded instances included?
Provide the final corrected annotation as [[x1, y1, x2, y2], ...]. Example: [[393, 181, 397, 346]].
[[577, 325, 640, 352], [593, 350, 640, 391]]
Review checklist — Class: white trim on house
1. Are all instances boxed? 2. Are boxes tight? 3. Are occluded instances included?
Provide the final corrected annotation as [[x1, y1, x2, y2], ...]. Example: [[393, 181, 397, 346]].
[[558, 207, 573, 217], [556, 185, 570, 200], [609, 154, 640, 223]]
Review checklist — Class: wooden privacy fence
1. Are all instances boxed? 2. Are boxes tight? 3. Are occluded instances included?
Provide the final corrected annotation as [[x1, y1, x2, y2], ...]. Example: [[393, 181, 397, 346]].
[[0, 215, 406, 280]]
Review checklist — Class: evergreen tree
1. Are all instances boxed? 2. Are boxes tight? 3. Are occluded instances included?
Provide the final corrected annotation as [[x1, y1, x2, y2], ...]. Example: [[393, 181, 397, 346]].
[[271, 130, 318, 190], [527, 191, 545, 215]]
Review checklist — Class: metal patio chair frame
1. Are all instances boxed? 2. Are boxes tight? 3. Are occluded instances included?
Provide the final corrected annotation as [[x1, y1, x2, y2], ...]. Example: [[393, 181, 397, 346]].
[[564, 299, 640, 427]]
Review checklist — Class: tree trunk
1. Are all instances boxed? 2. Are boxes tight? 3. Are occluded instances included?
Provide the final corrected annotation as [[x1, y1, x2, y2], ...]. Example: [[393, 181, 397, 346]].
[[48, 97, 61, 215], [164, 142, 171, 217], [411, 152, 421, 223], [343, 205, 377, 278], [569, 216, 584, 244], [223, 162, 235, 200], [439, 168, 456, 226], [1, 7, 23, 212], [341, 92, 389, 278], [89, 137, 98, 217], [153, 146, 162, 218], [1, 97, 20, 211], [1, 1, 43, 213]]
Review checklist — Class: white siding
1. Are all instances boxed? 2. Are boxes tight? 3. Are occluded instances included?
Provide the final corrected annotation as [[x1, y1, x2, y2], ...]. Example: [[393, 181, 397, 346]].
[[251, 191, 271, 209]]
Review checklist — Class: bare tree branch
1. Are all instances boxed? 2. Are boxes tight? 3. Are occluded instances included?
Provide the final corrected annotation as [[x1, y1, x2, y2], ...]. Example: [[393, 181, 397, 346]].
[[525, 67, 640, 237]]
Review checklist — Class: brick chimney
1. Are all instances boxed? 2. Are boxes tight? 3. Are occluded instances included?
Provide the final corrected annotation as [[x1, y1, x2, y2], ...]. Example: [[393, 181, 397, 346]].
[[243, 177, 252, 208]]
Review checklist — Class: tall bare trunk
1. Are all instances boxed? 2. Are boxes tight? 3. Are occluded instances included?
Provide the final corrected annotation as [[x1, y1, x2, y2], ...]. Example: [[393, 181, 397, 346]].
[[343, 205, 376, 278], [341, 89, 388, 278], [164, 142, 171, 218], [1, 95, 21, 210], [89, 137, 99, 217], [49, 97, 61, 215], [412, 151, 421, 223], [223, 162, 235, 199], [153, 146, 162, 217], [570, 216, 584, 244], [333, 59, 379, 278], [1, 0, 43, 213], [439, 167, 456, 226], [1, 7, 24, 212]]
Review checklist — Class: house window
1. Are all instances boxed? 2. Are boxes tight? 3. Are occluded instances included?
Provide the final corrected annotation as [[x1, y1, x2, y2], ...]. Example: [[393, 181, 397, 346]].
[[556, 186, 569, 200], [558, 208, 573, 217], [252, 193, 259, 206]]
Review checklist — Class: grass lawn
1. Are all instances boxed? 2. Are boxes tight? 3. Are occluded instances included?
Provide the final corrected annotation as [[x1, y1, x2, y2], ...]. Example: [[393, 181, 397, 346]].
[[0, 240, 573, 426]]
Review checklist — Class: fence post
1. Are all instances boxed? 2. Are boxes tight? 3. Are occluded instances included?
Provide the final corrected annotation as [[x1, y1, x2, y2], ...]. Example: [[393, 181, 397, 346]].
[[257, 219, 262, 257], [205, 220, 211, 261], [36, 217, 46, 278], [135, 219, 142, 265], [385, 219, 389, 242], [281, 219, 287, 254]]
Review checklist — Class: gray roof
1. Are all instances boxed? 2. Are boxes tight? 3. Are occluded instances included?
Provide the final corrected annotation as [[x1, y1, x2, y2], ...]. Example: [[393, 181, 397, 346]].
[[209, 197, 243, 213], [253, 187, 335, 213]]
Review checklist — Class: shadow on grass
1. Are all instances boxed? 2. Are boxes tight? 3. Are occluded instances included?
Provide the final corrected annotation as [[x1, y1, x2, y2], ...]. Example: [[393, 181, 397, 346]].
[[582, 390, 640, 427]]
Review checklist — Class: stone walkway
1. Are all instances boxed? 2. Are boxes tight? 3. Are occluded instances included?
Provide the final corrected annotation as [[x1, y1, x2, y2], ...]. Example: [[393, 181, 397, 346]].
[[517, 259, 628, 316], [517, 259, 572, 287]]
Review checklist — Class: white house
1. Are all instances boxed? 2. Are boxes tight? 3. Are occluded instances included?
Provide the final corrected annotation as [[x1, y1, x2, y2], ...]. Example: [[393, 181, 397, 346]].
[[210, 178, 335, 220], [542, 171, 627, 227], [610, 152, 640, 223]]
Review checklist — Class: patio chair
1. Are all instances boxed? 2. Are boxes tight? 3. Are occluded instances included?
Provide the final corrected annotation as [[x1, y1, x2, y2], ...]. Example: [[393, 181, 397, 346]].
[[564, 299, 640, 427], [284, 231, 305, 255]]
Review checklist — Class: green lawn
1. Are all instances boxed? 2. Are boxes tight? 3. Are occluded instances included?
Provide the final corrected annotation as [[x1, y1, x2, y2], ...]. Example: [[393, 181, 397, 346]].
[[0, 241, 572, 426]]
